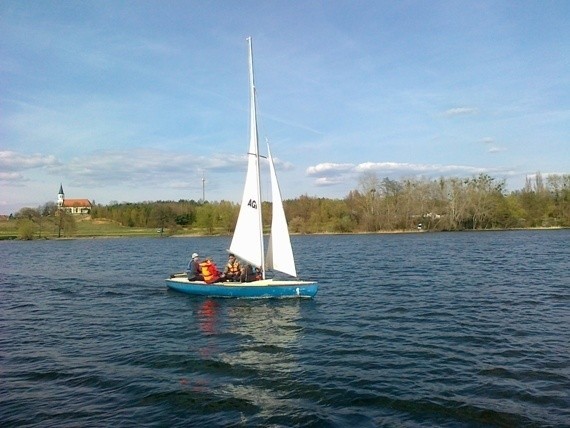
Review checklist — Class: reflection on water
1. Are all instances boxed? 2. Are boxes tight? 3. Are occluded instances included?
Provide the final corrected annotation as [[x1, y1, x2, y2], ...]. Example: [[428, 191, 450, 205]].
[[192, 299, 304, 369], [192, 299, 307, 418], [227, 301, 302, 344], [197, 299, 219, 335]]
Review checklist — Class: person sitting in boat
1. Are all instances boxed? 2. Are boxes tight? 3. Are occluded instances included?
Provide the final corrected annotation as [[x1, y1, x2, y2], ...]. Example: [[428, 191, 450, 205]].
[[223, 253, 242, 282], [200, 257, 222, 284], [187, 252, 203, 281], [239, 264, 261, 282]]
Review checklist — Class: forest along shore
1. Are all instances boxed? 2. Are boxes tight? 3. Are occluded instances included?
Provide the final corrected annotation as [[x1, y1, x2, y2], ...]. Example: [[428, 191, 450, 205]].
[[3, 172, 569, 240]]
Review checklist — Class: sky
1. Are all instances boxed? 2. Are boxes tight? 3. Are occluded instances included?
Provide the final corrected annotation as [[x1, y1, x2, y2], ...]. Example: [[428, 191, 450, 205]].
[[1, 1, 569, 215]]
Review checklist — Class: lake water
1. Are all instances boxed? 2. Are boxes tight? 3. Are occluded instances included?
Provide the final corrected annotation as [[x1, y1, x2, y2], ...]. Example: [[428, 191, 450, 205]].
[[1, 230, 569, 427]]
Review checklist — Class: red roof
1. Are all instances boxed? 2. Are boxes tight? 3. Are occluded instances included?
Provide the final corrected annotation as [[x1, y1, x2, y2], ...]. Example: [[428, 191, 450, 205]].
[[62, 199, 92, 208]]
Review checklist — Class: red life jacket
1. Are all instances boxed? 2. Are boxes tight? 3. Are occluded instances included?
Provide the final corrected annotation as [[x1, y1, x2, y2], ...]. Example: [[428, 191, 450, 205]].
[[200, 260, 220, 284]]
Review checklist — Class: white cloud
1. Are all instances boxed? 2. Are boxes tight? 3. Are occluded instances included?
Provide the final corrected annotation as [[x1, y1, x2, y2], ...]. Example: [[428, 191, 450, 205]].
[[354, 162, 417, 173], [54, 149, 247, 188], [0, 171, 27, 183], [306, 162, 354, 176], [443, 107, 478, 117], [307, 160, 499, 186], [488, 146, 506, 153], [314, 177, 345, 186], [0, 151, 60, 171], [263, 154, 295, 172], [0, 148, 239, 196]]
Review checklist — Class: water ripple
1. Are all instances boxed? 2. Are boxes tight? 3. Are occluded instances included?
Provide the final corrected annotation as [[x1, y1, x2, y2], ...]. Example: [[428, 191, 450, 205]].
[[1, 231, 569, 426]]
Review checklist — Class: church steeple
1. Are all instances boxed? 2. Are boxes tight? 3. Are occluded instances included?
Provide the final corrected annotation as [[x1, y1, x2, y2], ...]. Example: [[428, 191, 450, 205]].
[[58, 183, 64, 208]]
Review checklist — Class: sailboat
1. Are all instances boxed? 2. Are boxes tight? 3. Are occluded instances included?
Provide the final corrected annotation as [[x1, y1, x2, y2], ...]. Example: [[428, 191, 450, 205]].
[[165, 38, 318, 299]]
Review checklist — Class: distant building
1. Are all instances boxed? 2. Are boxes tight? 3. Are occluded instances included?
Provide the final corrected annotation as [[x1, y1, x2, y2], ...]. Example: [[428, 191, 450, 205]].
[[57, 184, 92, 214]]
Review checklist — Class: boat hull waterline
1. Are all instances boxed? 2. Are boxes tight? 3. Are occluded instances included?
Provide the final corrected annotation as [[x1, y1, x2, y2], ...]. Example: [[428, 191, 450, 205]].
[[165, 277, 318, 299]]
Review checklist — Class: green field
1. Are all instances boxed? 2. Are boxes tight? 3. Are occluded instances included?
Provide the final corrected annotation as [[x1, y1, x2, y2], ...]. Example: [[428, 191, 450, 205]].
[[0, 216, 231, 240], [0, 217, 288, 240]]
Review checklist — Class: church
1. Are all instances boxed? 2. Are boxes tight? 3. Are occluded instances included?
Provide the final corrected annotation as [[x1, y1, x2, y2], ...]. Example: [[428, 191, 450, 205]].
[[57, 184, 92, 214]]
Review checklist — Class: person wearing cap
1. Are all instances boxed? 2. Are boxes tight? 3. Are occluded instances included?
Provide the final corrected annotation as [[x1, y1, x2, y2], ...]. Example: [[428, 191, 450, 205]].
[[186, 252, 203, 281], [223, 253, 242, 282]]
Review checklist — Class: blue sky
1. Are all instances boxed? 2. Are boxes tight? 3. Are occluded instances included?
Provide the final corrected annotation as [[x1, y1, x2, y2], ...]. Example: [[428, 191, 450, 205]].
[[1, 1, 569, 214]]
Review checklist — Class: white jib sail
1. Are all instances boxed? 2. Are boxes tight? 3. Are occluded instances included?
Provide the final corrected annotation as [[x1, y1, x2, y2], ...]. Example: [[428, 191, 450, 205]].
[[265, 144, 297, 278], [229, 37, 265, 270]]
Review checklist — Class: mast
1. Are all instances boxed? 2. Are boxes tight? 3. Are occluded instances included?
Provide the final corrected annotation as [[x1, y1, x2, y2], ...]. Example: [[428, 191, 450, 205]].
[[247, 37, 266, 279], [201, 171, 206, 202]]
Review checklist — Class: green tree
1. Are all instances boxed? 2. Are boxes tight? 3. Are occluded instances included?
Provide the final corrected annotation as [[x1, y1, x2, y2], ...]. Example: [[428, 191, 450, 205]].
[[215, 200, 239, 233], [15, 208, 41, 239], [517, 173, 553, 227], [150, 204, 176, 234], [17, 219, 36, 240], [195, 203, 215, 234], [56, 210, 77, 237]]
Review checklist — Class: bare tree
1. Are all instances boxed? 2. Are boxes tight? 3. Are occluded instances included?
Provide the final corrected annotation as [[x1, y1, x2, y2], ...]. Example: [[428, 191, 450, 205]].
[[358, 171, 381, 231]]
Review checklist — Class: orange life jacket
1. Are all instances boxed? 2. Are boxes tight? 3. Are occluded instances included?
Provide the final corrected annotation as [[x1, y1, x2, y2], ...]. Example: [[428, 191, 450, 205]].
[[200, 260, 220, 284], [226, 260, 241, 275]]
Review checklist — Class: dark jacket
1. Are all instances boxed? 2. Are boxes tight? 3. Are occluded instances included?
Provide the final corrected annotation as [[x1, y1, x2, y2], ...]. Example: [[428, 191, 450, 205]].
[[187, 258, 200, 279]]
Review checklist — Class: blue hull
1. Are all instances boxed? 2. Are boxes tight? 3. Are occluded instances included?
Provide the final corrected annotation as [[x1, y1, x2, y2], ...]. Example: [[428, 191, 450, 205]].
[[165, 278, 318, 299]]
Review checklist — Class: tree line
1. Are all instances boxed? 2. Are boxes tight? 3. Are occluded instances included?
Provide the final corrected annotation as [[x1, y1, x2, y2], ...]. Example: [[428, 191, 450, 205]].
[[9, 172, 570, 239], [10, 202, 77, 239]]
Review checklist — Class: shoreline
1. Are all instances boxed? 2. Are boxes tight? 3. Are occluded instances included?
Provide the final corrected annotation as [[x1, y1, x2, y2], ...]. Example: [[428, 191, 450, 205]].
[[2, 226, 567, 241]]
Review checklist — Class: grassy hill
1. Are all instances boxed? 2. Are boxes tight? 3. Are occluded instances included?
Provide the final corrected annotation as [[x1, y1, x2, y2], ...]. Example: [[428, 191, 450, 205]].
[[0, 216, 157, 240], [0, 216, 228, 240]]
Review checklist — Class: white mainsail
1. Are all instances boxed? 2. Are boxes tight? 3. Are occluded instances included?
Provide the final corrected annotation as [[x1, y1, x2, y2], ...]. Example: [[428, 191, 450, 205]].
[[229, 37, 265, 272], [230, 38, 299, 280], [166, 37, 318, 298], [265, 144, 297, 277]]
